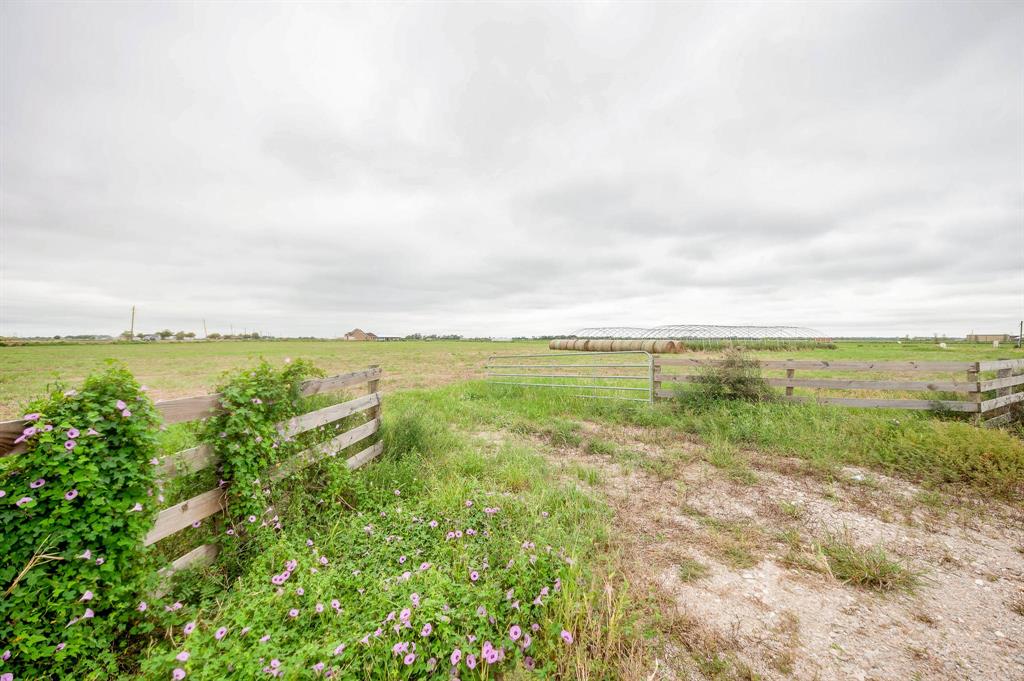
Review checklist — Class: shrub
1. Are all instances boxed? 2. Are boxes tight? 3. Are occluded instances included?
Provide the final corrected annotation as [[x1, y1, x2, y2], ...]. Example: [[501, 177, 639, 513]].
[[679, 349, 775, 404], [0, 365, 160, 677]]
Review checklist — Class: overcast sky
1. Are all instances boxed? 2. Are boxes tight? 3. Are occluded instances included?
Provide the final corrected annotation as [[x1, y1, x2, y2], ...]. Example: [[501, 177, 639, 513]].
[[1, 2, 1021, 338]]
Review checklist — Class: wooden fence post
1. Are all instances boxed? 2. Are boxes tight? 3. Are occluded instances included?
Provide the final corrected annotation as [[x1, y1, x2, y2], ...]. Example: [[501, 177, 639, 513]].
[[652, 357, 661, 401], [367, 364, 381, 422], [968, 362, 981, 425], [785, 366, 795, 397]]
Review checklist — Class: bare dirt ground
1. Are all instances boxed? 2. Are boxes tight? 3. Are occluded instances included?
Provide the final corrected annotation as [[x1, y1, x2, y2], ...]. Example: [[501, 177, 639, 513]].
[[476, 424, 1024, 680]]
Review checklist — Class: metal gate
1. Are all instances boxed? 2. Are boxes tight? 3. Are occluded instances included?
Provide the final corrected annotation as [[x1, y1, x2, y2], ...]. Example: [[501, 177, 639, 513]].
[[484, 351, 654, 403]]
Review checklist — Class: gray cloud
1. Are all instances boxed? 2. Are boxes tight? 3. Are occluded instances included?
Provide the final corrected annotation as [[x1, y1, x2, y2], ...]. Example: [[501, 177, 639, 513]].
[[1, 1, 1021, 339]]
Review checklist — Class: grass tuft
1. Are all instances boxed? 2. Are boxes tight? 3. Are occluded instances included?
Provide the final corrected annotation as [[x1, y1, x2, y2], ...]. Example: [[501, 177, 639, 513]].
[[815, 535, 918, 592]]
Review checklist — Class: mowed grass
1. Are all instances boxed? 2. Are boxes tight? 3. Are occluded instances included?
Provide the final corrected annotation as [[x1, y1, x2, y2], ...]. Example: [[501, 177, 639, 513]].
[[0, 339, 550, 419]]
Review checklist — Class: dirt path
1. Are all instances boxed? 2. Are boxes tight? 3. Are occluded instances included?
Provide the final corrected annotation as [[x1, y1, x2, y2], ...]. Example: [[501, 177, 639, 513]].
[[478, 424, 1024, 680]]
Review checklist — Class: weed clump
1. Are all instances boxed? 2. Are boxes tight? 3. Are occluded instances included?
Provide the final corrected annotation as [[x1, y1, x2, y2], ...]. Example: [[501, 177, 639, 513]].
[[816, 535, 918, 592], [678, 349, 775, 404]]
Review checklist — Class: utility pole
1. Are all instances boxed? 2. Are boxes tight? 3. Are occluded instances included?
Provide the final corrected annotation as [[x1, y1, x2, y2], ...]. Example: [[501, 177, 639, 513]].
[[203, 319, 208, 338], [1019, 320, 1022, 349], [129, 305, 135, 341]]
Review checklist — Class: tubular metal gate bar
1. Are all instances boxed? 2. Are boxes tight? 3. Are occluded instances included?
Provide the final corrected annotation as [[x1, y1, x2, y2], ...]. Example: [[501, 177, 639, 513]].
[[484, 351, 654, 403]]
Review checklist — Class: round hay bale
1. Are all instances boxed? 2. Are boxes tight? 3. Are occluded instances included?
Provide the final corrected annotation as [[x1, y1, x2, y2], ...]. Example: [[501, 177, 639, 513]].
[[609, 340, 625, 351], [588, 339, 611, 352], [572, 340, 589, 351], [652, 340, 677, 354], [675, 341, 688, 353], [640, 340, 658, 353], [556, 339, 570, 350], [548, 339, 559, 350]]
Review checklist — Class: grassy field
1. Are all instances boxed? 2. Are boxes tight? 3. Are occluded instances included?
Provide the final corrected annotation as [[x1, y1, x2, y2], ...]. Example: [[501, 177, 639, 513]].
[[3, 341, 1022, 678], [2, 339, 1021, 420]]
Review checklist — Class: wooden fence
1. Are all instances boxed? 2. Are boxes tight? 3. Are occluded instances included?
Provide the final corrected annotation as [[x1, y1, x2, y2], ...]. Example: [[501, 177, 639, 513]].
[[653, 358, 1024, 427], [0, 366, 384, 578]]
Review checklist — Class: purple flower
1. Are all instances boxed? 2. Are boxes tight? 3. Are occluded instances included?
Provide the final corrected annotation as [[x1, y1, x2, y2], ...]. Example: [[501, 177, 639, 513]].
[[521, 633, 532, 649], [419, 562, 430, 571], [289, 608, 299, 618], [561, 629, 574, 644], [87, 428, 99, 435], [524, 656, 536, 670], [260, 634, 271, 643], [509, 625, 522, 641], [333, 644, 346, 655], [296, 587, 304, 596], [399, 555, 407, 564], [315, 603, 324, 613], [312, 661, 324, 674], [78, 549, 91, 559], [183, 622, 196, 635], [95, 557, 104, 565], [319, 556, 328, 565], [410, 593, 420, 607], [215, 627, 227, 640], [172, 669, 186, 680], [24, 412, 41, 421], [56, 642, 66, 652], [470, 571, 479, 582], [83, 608, 94, 619], [65, 439, 77, 450], [466, 654, 477, 669], [122, 409, 132, 418], [64, 389, 77, 397], [476, 605, 487, 617], [331, 599, 341, 610], [394, 489, 401, 496], [16, 497, 32, 508], [251, 397, 262, 404], [0, 490, 4, 498], [129, 502, 143, 512], [399, 608, 411, 622], [465, 500, 473, 507], [137, 601, 148, 612], [403, 653, 416, 665], [421, 623, 432, 637], [65, 489, 79, 501], [176, 651, 190, 662], [80, 590, 93, 601], [29, 478, 46, 489], [192, 520, 202, 528], [67, 427, 80, 439], [428, 520, 438, 528], [450, 648, 462, 666], [116, 400, 127, 410]]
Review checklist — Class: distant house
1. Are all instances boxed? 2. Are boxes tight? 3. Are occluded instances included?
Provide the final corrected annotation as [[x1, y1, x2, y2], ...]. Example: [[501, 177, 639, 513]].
[[343, 328, 379, 341], [966, 333, 1011, 343]]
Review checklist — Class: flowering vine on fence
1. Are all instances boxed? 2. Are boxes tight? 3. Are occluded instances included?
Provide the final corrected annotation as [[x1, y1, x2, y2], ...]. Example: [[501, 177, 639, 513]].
[[203, 359, 323, 527], [0, 365, 160, 678]]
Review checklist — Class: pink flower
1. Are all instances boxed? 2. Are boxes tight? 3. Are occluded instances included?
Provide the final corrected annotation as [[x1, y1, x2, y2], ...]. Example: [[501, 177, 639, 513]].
[[399, 608, 411, 622], [450, 648, 462, 666], [215, 627, 227, 640], [410, 593, 420, 607], [331, 599, 341, 610], [466, 654, 477, 669], [172, 669, 186, 680], [315, 603, 324, 613], [398, 555, 406, 564], [260, 634, 271, 643], [129, 502, 143, 512], [312, 662, 324, 674], [67, 428, 80, 439], [421, 623, 432, 637], [65, 489, 79, 500], [78, 549, 92, 559], [122, 409, 132, 417], [561, 629, 574, 644], [29, 478, 46, 489], [248, 515, 257, 523], [509, 625, 522, 641], [80, 590, 93, 601], [470, 571, 479, 582], [419, 562, 430, 571], [289, 609, 299, 618], [87, 428, 99, 435], [429, 520, 438, 528], [183, 622, 196, 635], [465, 500, 473, 507], [319, 556, 328, 565], [95, 557, 104, 565], [65, 440, 77, 450], [403, 653, 416, 665], [16, 497, 32, 507], [333, 644, 346, 655], [24, 412, 41, 421], [296, 588, 304, 596], [56, 642, 66, 652], [137, 601, 148, 612], [394, 489, 401, 496], [83, 608, 94, 619], [176, 651, 190, 662]]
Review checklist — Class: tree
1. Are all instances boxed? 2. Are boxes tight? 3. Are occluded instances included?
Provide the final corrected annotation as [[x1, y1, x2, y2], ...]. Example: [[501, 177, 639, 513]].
[[119, 330, 133, 340], [208, 332, 222, 339], [174, 331, 187, 341], [185, 331, 196, 339], [157, 329, 173, 340]]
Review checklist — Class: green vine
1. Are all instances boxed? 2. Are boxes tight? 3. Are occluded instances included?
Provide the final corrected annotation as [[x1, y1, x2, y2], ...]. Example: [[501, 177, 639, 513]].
[[203, 359, 322, 531], [0, 364, 160, 678]]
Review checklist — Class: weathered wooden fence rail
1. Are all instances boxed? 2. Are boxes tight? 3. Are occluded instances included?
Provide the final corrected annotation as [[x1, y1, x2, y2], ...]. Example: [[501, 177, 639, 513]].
[[0, 365, 384, 577], [654, 358, 1024, 427]]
